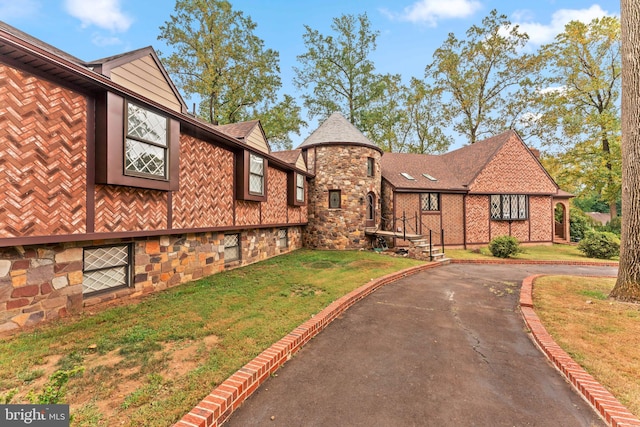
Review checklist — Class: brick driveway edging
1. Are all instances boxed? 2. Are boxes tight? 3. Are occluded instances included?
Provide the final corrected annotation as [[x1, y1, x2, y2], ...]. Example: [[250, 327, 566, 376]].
[[174, 257, 630, 427], [173, 260, 446, 427], [520, 274, 640, 427]]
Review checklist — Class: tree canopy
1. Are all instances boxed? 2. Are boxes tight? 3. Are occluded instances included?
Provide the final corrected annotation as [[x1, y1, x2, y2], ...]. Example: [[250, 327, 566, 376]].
[[536, 16, 621, 218], [426, 9, 543, 144], [158, 0, 303, 149]]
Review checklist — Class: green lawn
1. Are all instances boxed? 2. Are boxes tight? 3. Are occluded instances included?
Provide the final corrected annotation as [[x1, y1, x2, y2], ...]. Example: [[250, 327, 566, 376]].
[[445, 243, 619, 262], [534, 276, 639, 417], [0, 249, 423, 426]]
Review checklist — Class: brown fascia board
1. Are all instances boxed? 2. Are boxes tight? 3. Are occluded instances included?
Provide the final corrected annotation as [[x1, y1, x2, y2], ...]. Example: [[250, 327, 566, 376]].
[[393, 187, 468, 194], [300, 140, 384, 155], [0, 27, 307, 177]]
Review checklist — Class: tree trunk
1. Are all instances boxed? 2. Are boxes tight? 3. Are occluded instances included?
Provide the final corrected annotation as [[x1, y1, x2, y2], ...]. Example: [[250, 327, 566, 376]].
[[611, 0, 640, 302]]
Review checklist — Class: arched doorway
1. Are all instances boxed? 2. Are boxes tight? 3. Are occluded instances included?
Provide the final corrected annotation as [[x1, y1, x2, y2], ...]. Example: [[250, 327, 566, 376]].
[[366, 192, 376, 227]]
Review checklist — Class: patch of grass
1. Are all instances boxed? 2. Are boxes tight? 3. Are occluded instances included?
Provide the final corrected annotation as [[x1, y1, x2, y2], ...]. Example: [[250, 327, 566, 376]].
[[534, 276, 640, 417], [0, 249, 422, 426], [446, 243, 619, 262]]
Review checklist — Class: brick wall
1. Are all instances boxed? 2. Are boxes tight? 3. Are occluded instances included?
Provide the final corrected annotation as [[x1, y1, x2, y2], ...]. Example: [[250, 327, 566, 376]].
[[173, 135, 235, 229], [470, 134, 557, 194], [0, 227, 302, 333], [95, 185, 168, 232], [304, 145, 381, 250], [530, 196, 553, 242], [465, 195, 490, 244], [0, 63, 87, 238], [441, 194, 464, 245]]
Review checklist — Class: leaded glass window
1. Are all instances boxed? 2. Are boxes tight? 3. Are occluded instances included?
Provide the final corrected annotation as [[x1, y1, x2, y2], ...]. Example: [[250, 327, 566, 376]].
[[329, 190, 341, 209], [421, 193, 439, 211], [249, 154, 265, 195], [224, 234, 240, 262], [279, 229, 288, 248], [125, 102, 168, 179], [490, 195, 528, 220], [296, 173, 305, 202], [83, 245, 130, 295]]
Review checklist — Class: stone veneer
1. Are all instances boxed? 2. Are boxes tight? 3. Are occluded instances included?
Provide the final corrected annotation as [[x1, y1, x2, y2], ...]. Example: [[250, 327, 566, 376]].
[[303, 145, 382, 250], [0, 227, 301, 333]]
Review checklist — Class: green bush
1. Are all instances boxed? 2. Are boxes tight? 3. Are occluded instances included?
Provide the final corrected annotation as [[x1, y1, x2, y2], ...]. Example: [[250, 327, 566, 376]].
[[599, 216, 621, 236], [569, 209, 594, 242], [577, 231, 620, 259], [488, 235, 521, 258]]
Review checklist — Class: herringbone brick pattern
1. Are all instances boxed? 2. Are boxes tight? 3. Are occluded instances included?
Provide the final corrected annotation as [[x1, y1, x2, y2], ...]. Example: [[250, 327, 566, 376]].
[[441, 194, 464, 244], [235, 201, 260, 226], [530, 196, 552, 241], [466, 195, 490, 244], [471, 134, 557, 194], [172, 134, 234, 229], [94, 185, 167, 232], [0, 64, 87, 238], [262, 168, 287, 224]]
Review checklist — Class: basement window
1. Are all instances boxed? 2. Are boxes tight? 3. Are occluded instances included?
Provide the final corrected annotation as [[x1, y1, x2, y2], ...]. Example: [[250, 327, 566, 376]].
[[224, 234, 241, 263], [82, 245, 131, 295]]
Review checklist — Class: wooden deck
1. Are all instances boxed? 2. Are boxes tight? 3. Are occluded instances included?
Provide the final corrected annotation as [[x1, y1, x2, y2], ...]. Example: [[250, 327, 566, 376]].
[[364, 228, 423, 240]]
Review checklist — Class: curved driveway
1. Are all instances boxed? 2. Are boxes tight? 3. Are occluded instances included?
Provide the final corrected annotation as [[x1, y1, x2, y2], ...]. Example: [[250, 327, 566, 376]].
[[227, 263, 617, 427]]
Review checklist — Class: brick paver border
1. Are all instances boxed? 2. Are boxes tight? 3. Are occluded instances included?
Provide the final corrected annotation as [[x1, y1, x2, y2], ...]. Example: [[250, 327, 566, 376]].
[[174, 260, 446, 427], [174, 257, 632, 427], [520, 274, 640, 427]]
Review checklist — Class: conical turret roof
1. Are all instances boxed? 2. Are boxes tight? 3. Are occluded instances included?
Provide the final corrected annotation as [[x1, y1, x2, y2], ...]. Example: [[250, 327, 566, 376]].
[[298, 112, 382, 153]]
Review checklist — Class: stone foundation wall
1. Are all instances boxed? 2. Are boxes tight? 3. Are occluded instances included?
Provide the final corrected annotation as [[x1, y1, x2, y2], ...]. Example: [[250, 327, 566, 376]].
[[0, 227, 302, 333]]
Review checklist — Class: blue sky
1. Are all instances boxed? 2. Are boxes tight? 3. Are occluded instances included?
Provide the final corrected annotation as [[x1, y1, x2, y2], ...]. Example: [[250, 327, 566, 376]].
[[0, 0, 619, 148]]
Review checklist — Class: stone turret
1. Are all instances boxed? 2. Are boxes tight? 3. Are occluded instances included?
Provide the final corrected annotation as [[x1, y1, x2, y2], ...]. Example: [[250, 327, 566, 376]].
[[299, 112, 383, 249]]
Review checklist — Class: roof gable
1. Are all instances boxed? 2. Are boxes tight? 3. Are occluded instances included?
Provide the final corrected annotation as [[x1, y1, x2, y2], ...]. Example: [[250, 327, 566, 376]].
[[381, 130, 559, 194], [90, 47, 186, 114], [298, 112, 382, 153], [272, 149, 306, 170], [216, 120, 270, 154], [469, 131, 558, 194]]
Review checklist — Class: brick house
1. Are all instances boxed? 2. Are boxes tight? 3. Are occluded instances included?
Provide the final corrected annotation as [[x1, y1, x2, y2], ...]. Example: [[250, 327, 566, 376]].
[[0, 23, 309, 332], [0, 23, 571, 332], [380, 130, 571, 248]]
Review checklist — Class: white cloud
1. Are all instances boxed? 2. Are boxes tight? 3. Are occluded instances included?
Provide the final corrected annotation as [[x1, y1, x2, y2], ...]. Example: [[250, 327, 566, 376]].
[[64, 0, 132, 32], [0, 0, 39, 20], [382, 0, 482, 26], [91, 34, 122, 47], [513, 4, 615, 46]]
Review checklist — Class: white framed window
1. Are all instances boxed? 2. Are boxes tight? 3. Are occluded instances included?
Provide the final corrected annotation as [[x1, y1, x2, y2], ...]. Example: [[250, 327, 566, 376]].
[[491, 194, 528, 220], [249, 153, 265, 195], [279, 229, 288, 248], [125, 102, 168, 179], [224, 234, 240, 262], [296, 173, 305, 203], [83, 245, 131, 295]]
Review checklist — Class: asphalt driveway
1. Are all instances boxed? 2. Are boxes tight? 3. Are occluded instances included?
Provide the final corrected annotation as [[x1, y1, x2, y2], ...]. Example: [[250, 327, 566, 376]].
[[226, 263, 617, 427]]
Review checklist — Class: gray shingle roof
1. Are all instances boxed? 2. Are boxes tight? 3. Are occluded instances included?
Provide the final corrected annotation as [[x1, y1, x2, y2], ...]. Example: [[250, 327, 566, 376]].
[[298, 112, 382, 152]]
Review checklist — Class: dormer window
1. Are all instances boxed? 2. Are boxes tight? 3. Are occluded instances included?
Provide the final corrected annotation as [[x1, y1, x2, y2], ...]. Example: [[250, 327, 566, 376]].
[[125, 102, 168, 179]]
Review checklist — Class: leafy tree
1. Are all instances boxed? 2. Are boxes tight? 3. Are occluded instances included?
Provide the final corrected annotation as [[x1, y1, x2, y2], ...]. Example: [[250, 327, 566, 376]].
[[293, 13, 386, 129], [536, 16, 621, 219], [158, 0, 303, 148], [426, 9, 542, 144], [360, 74, 411, 152], [404, 78, 453, 154], [611, 0, 640, 302]]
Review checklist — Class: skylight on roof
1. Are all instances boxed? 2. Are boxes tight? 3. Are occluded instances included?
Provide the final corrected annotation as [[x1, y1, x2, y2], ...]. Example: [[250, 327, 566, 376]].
[[400, 172, 416, 180], [422, 173, 438, 181]]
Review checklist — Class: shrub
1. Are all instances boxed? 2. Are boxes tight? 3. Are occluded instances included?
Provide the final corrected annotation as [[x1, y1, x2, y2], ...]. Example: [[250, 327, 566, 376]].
[[577, 231, 620, 259], [569, 209, 594, 242], [488, 235, 521, 258], [599, 216, 621, 236]]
